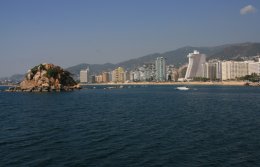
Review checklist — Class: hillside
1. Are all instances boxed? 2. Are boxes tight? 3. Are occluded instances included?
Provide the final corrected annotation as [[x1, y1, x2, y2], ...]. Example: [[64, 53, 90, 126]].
[[67, 42, 260, 75], [116, 45, 227, 69], [3, 42, 260, 80], [208, 43, 260, 60], [66, 63, 116, 76]]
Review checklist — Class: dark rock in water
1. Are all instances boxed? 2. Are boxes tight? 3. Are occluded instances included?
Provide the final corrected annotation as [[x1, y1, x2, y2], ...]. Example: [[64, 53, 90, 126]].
[[244, 82, 250, 86], [10, 63, 81, 92], [5, 87, 20, 92], [42, 86, 50, 92]]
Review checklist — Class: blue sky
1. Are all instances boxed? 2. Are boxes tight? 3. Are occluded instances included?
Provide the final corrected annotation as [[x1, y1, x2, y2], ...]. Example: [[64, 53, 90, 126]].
[[0, 0, 260, 77]]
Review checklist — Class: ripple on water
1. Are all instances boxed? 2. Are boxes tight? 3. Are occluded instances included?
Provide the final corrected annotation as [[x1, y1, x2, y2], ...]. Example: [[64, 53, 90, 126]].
[[0, 86, 260, 167]]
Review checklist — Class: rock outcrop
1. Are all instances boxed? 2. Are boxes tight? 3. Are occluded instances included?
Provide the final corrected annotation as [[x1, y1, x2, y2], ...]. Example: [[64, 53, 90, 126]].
[[15, 63, 80, 92]]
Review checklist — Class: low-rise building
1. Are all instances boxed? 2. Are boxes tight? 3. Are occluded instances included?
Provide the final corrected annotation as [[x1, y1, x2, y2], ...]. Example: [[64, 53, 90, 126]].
[[102, 72, 110, 83]]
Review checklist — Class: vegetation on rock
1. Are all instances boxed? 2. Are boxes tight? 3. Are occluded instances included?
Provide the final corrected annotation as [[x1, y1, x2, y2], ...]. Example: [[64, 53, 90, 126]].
[[19, 63, 79, 92], [46, 67, 59, 78]]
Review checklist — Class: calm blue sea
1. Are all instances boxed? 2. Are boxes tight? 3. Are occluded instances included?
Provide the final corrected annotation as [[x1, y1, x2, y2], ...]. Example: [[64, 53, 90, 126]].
[[0, 85, 259, 167]]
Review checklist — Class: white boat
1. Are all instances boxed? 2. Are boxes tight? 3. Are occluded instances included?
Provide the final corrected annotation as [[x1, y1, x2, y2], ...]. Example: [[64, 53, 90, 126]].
[[106, 86, 116, 89], [176, 86, 190, 90]]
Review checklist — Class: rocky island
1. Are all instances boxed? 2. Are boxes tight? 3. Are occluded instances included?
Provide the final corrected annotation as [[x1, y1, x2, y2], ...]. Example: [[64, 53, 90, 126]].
[[7, 63, 80, 92]]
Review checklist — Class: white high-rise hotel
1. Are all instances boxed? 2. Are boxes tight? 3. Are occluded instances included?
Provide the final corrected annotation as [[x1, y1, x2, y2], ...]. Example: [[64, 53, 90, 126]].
[[185, 50, 206, 79], [80, 68, 89, 83]]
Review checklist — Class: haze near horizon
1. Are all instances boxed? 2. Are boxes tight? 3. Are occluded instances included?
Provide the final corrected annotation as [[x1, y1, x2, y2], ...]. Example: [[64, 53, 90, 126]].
[[0, 0, 260, 77]]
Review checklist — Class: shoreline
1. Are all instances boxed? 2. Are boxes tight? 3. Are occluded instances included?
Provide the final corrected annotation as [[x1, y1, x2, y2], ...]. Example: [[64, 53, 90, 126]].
[[80, 81, 247, 86], [1, 81, 256, 89], [0, 85, 18, 87]]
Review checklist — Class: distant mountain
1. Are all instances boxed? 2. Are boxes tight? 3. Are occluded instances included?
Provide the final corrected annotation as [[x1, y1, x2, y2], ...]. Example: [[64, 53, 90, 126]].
[[66, 63, 116, 76], [0, 74, 25, 83], [9, 74, 25, 82], [115, 45, 227, 70], [3, 42, 260, 80], [207, 43, 260, 60], [67, 42, 260, 75]]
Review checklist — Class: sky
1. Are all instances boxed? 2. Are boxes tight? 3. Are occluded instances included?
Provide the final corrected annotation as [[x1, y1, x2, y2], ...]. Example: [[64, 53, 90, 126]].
[[0, 0, 260, 77]]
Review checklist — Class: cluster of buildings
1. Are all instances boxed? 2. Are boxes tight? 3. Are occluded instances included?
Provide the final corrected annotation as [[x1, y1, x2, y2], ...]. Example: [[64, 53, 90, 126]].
[[79, 58, 178, 83], [185, 50, 260, 81], [202, 60, 260, 80], [0, 79, 13, 85], [80, 50, 260, 83]]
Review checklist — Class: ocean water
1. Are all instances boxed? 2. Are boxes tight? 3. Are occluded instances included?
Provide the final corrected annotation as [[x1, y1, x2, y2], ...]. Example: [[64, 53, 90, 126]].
[[0, 85, 259, 167]]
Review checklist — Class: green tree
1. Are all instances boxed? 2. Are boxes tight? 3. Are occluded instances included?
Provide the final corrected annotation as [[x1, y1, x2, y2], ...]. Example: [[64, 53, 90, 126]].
[[240, 73, 260, 82], [47, 68, 59, 78]]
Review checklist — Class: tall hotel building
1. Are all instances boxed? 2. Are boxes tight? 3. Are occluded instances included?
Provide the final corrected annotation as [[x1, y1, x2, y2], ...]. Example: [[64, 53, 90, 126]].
[[80, 68, 89, 83], [185, 50, 206, 79], [112, 67, 125, 83], [221, 61, 248, 80], [248, 60, 260, 75], [155, 57, 166, 81], [202, 61, 222, 80]]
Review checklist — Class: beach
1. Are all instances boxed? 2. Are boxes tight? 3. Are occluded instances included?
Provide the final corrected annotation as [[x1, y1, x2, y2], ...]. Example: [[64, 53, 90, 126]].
[[80, 81, 246, 86]]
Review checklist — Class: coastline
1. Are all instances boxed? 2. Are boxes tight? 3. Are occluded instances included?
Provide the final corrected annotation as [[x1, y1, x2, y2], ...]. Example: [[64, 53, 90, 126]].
[[80, 81, 246, 86], [0, 85, 18, 87]]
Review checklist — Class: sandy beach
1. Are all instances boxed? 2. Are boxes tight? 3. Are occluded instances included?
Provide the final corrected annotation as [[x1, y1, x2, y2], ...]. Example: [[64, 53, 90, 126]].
[[81, 81, 246, 86], [0, 81, 248, 88]]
